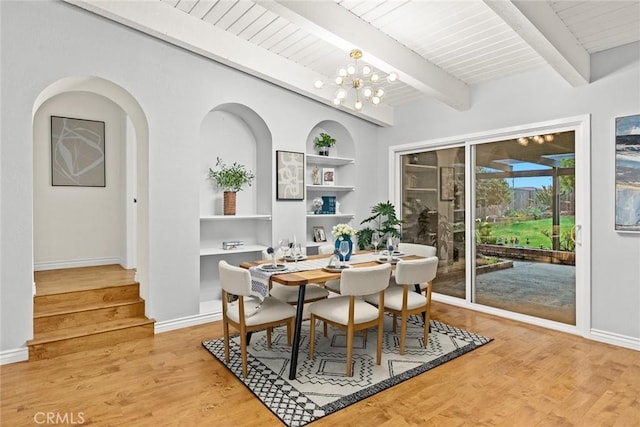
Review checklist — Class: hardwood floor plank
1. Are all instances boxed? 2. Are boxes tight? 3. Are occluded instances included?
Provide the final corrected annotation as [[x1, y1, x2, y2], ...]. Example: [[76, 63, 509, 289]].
[[3, 303, 639, 426]]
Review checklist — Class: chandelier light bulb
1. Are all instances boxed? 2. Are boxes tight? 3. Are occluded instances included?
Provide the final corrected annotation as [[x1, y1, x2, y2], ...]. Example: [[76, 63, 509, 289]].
[[314, 80, 324, 89], [533, 135, 544, 144], [370, 73, 380, 83], [338, 68, 347, 77], [372, 96, 380, 105], [387, 72, 398, 82], [375, 88, 384, 97], [347, 65, 356, 75], [354, 99, 363, 110], [363, 87, 373, 98], [544, 134, 555, 142], [517, 137, 529, 146], [335, 76, 344, 85], [362, 65, 371, 75], [333, 98, 341, 105], [336, 88, 347, 99]]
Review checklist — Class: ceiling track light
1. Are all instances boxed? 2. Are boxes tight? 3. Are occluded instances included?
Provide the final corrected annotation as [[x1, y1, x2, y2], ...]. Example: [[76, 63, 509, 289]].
[[314, 49, 397, 111]]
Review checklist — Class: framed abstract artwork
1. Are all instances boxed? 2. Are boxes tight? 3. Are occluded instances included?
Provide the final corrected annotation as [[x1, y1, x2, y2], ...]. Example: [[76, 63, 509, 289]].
[[51, 116, 106, 187], [276, 150, 304, 200], [615, 114, 640, 232]]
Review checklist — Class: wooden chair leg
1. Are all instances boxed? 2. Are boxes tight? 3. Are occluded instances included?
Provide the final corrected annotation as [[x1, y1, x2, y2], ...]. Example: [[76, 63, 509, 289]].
[[266, 327, 272, 349], [240, 328, 248, 378], [392, 314, 398, 332], [376, 317, 384, 365], [346, 324, 354, 377], [309, 315, 316, 358], [287, 319, 293, 346], [223, 319, 230, 363], [400, 311, 408, 355], [323, 321, 328, 337]]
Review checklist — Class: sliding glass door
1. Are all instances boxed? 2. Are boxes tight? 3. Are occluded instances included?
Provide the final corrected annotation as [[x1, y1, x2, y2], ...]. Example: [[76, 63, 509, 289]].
[[473, 132, 576, 324]]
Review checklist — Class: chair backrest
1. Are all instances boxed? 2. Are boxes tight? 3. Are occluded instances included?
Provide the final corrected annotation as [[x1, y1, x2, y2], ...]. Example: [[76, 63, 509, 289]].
[[318, 244, 335, 255], [395, 256, 439, 286], [398, 242, 437, 258], [219, 260, 252, 296], [340, 263, 391, 296]]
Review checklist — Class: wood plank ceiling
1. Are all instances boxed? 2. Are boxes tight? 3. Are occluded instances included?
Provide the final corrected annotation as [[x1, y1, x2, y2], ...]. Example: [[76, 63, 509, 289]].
[[67, 0, 640, 126]]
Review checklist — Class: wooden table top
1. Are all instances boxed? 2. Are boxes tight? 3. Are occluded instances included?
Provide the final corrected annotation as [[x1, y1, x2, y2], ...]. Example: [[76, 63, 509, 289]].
[[240, 253, 421, 286]]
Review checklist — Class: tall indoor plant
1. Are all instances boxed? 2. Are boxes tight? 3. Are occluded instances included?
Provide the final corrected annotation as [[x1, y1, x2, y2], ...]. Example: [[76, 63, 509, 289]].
[[313, 132, 336, 156], [356, 201, 402, 250], [208, 157, 255, 215]]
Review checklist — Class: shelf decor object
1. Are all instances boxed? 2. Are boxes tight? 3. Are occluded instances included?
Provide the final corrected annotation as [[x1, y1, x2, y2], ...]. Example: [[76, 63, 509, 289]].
[[615, 114, 640, 232], [331, 223, 356, 261], [321, 196, 336, 214], [313, 132, 335, 156], [51, 116, 106, 187], [313, 226, 327, 242], [208, 157, 255, 215], [322, 167, 335, 186], [276, 150, 304, 200]]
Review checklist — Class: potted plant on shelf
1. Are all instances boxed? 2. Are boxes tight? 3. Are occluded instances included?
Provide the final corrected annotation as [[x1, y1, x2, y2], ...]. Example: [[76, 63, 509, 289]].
[[313, 132, 336, 156], [208, 157, 255, 215]]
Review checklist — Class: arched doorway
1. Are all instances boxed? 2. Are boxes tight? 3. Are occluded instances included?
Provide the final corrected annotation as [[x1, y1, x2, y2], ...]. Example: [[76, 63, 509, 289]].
[[32, 76, 150, 304]]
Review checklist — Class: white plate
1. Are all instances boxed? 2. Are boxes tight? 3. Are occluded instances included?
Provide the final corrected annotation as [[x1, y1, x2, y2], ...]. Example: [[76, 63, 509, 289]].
[[322, 265, 351, 273], [376, 257, 401, 264], [259, 264, 287, 272], [380, 250, 405, 257], [284, 255, 307, 261]]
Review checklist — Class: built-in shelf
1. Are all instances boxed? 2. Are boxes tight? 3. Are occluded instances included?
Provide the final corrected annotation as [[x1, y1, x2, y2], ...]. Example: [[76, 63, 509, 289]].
[[307, 185, 354, 192], [306, 154, 355, 166], [406, 188, 438, 192], [306, 213, 355, 219], [200, 214, 272, 221], [200, 244, 268, 256]]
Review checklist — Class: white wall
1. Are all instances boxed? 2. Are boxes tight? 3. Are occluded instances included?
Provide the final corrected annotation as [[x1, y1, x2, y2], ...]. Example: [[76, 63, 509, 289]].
[[33, 92, 126, 269], [0, 0, 380, 354], [378, 42, 640, 342]]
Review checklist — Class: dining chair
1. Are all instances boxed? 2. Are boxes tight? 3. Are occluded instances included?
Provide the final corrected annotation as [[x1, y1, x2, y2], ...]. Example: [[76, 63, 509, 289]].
[[364, 257, 438, 355], [318, 244, 341, 294], [393, 243, 437, 292], [262, 249, 330, 304], [308, 263, 391, 376], [219, 260, 296, 377]]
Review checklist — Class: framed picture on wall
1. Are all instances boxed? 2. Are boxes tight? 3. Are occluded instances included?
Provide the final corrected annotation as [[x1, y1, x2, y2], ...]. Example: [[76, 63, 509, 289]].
[[615, 114, 640, 232], [276, 150, 304, 200], [322, 168, 335, 186], [51, 116, 106, 187], [440, 166, 454, 201], [313, 226, 327, 242]]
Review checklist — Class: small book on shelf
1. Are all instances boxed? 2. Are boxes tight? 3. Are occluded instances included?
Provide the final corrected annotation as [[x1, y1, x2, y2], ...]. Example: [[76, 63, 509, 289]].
[[321, 196, 336, 214]]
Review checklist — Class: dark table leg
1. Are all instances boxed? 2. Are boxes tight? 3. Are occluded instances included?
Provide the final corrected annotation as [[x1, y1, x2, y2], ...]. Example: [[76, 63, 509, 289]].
[[288, 284, 307, 380]]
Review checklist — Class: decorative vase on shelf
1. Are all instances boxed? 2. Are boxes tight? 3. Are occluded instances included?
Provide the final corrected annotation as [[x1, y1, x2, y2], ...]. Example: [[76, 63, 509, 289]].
[[334, 236, 353, 261], [223, 191, 236, 215], [318, 147, 329, 156]]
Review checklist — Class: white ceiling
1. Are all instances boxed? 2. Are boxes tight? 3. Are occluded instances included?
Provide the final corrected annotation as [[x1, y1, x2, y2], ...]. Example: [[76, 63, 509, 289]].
[[67, 0, 640, 126]]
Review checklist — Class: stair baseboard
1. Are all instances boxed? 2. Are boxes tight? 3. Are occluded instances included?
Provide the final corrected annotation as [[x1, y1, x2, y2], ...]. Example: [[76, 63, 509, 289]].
[[28, 318, 155, 361]]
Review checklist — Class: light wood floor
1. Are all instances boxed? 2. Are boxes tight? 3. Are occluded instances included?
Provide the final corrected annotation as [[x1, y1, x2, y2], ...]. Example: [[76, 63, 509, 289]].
[[2, 303, 638, 426]]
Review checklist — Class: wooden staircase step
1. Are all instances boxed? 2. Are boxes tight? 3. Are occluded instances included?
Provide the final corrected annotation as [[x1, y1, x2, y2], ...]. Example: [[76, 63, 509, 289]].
[[34, 300, 146, 334], [34, 284, 140, 314], [28, 317, 155, 361]]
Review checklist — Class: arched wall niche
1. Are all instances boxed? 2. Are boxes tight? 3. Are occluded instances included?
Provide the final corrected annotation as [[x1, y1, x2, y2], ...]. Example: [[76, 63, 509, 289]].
[[199, 102, 272, 216], [306, 120, 356, 159], [31, 75, 150, 303]]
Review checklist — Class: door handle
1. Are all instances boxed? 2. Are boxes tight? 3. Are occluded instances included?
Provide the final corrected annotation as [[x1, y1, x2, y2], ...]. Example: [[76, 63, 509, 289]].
[[571, 225, 582, 245]]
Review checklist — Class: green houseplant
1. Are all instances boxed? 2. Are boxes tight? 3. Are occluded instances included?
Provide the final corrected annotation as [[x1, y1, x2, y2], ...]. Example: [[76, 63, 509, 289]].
[[313, 132, 336, 156], [208, 157, 255, 215], [356, 201, 402, 250]]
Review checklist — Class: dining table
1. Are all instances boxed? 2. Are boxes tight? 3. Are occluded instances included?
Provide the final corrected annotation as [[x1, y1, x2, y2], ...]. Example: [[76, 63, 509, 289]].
[[240, 251, 422, 380]]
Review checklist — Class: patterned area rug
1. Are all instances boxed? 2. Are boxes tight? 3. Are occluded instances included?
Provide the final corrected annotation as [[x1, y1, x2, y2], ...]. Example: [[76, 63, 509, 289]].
[[202, 316, 491, 426]]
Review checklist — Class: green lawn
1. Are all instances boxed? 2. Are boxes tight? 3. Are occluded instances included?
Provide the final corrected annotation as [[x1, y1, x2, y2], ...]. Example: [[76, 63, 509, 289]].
[[479, 217, 575, 250]]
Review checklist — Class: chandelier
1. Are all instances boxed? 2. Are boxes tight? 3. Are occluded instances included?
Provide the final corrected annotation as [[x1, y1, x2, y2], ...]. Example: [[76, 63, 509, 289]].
[[517, 134, 555, 146], [314, 49, 397, 111]]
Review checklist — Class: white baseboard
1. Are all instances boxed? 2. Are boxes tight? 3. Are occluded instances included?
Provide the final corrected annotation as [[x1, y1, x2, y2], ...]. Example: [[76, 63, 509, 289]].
[[590, 329, 640, 351], [1, 347, 28, 365], [154, 312, 222, 334], [34, 257, 121, 271]]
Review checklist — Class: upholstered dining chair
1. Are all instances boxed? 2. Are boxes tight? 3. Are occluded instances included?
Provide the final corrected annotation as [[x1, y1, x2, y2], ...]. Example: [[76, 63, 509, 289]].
[[219, 260, 296, 377], [364, 257, 438, 355], [261, 249, 330, 304], [393, 243, 437, 292], [318, 244, 341, 294], [308, 263, 391, 376]]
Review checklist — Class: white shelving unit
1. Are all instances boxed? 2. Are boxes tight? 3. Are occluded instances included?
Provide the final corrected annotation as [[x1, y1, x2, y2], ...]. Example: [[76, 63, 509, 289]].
[[306, 153, 356, 249]]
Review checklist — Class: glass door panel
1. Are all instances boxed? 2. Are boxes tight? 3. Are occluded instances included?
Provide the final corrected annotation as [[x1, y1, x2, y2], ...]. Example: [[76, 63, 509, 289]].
[[401, 147, 465, 299], [473, 131, 576, 324]]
